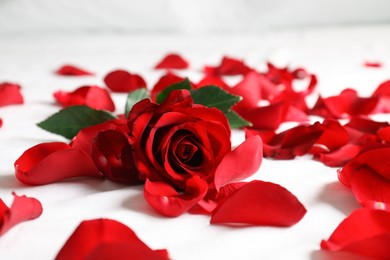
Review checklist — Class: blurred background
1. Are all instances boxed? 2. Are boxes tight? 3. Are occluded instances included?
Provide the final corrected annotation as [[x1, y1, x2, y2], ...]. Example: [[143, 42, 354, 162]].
[[0, 0, 390, 35]]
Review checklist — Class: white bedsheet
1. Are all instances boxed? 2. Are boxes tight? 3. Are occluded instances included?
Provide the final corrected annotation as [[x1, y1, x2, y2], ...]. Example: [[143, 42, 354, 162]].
[[1, 25, 390, 259]]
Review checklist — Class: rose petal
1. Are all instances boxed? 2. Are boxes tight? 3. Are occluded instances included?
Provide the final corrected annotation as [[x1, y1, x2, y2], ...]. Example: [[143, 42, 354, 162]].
[[144, 176, 208, 217], [154, 53, 189, 70], [104, 69, 147, 93], [317, 144, 361, 167], [0, 193, 43, 236], [196, 76, 230, 90], [56, 219, 169, 260], [364, 61, 382, 68], [311, 89, 378, 118], [92, 130, 141, 184], [0, 118, 2, 128], [0, 83, 24, 107], [377, 126, 390, 143], [373, 79, 390, 96], [14, 142, 102, 185], [55, 64, 94, 76], [211, 180, 306, 226], [230, 71, 262, 112], [214, 136, 262, 190], [240, 101, 288, 130], [204, 56, 252, 76], [321, 208, 390, 259], [151, 73, 185, 101], [54, 86, 115, 112]]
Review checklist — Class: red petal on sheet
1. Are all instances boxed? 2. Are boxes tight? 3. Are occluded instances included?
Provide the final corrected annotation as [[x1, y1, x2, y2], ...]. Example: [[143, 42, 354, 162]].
[[154, 53, 189, 70], [317, 144, 361, 167], [345, 117, 389, 134], [364, 61, 382, 68], [144, 176, 208, 217], [204, 56, 252, 76], [196, 75, 230, 90], [240, 101, 288, 130], [0, 83, 24, 107], [214, 136, 262, 190], [56, 219, 169, 260], [104, 70, 147, 93], [377, 126, 390, 143], [373, 79, 390, 96], [0, 118, 2, 128], [321, 208, 390, 259], [211, 180, 306, 226], [231, 71, 262, 111], [55, 64, 94, 76], [54, 86, 115, 112], [310, 119, 349, 154], [310, 89, 379, 118], [150, 73, 186, 101], [14, 142, 102, 185], [0, 193, 43, 236]]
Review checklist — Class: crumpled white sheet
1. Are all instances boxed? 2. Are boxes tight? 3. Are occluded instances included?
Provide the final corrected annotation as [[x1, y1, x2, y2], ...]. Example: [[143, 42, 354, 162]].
[[0, 25, 390, 259]]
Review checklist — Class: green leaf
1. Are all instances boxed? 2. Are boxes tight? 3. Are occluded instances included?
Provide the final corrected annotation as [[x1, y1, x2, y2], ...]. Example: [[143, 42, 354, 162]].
[[37, 106, 116, 139], [225, 110, 252, 129], [156, 78, 192, 103], [125, 88, 150, 117], [190, 86, 241, 113]]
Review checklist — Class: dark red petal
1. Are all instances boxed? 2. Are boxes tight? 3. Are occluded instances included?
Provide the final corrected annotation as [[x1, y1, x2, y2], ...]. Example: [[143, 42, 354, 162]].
[[364, 61, 382, 68], [54, 86, 115, 112], [0, 83, 24, 107], [321, 208, 390, 259], [214, 136, 262, 190], [14, 142, 102, 185], [104, 70, 147, 93], [55, 64, 94, 76], [56, 219, 169, 260], [151, 73, 185, 101], [154, 53, 189, 70], [211, 180, 306, 226], [0, 193, 43, 236], [92, 130, 141, 184], [0, 118, 2, 128], [144, 176, 208, 217]]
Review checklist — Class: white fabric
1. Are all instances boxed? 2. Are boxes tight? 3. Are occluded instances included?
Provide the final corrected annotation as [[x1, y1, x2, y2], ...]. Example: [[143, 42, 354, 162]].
[[0, 0, 390, 34], [0, 25, 390, 259]]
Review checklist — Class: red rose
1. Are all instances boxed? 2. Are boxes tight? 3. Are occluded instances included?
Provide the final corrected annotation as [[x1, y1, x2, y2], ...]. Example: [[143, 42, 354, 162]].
[[128, 90, 232, 216]]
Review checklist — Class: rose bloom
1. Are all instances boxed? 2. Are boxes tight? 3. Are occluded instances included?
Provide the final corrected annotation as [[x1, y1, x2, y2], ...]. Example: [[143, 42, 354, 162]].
[[126, 90, 232, 216]]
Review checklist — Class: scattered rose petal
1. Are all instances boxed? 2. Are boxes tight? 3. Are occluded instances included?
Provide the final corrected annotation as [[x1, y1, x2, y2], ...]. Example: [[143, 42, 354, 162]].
[[317, 144, 361, 167], [214, 136, 262, 190], [364, 61, 382, 68], [56, 219, 169, 260], [154, 53, 189, 70], [144, 176, 208, 217], [240, 101, 288, 130], [196, 75, 230, 90], [338, 147, 390, 205], [311, 89, 378, 118], [0, 193, 43, 236], [0, 118, 2, 128], [0, 82, 24, 107], [151, 73, 186, 101], [104, 70, 147, 93], [55, 64, 94, 76], [230, 71, 263, 112], [204, 56, 252, 76], [211, 180, 306, 226], [54, 86, 115, 112], [15, 142, 102, 185], [321, 208, 390, 259]]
